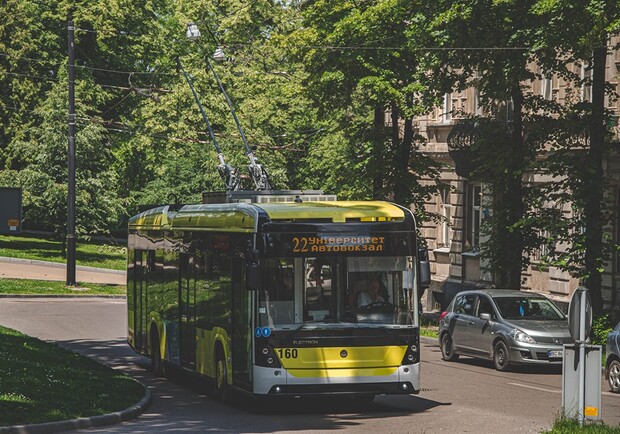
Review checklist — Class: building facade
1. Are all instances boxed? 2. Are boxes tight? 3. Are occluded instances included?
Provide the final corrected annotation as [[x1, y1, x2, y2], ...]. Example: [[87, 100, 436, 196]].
[[416, 45, 620, 313]]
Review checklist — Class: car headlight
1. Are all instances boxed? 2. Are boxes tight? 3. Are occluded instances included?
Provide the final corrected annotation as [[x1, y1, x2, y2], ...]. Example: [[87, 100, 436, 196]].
[[511, 329, 536, 344]]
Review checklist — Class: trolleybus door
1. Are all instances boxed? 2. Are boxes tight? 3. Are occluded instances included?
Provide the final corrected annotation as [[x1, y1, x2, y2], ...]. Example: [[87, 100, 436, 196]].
[[179, 253, 197, 369], [231, 258, 251, 389]]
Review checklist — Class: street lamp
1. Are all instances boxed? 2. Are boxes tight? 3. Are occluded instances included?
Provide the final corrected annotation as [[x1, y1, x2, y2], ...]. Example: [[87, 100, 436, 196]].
[[185, 23, 271, 191], [186, 22, 201, 41]]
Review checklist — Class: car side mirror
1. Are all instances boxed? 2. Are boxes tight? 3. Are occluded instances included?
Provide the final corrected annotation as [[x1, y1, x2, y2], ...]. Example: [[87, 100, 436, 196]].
[[480, 312, 492, 322]]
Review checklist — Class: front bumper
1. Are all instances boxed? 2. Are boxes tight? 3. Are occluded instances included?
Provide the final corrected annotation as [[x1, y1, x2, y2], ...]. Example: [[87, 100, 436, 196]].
[[508, 341, 565, 365], [253, 363, 420, 396]]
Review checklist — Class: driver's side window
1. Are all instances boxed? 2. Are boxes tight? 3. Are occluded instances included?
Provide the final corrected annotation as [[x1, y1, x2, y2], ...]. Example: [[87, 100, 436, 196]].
[[454, 294, 476, 316]]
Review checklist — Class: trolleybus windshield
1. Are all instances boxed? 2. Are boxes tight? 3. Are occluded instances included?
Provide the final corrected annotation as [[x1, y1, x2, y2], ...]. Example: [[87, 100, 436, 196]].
[[257, 255, 416, 329]]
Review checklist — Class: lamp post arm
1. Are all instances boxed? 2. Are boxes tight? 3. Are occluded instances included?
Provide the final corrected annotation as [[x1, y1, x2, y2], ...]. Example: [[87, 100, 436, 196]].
[[178, 58, 238, 191]]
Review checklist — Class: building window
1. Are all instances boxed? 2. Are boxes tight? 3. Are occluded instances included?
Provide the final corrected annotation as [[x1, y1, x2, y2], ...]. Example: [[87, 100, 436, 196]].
[[581, 63, 592, 102], [465, 183, 482, 251], [474, 89, 484, 116], [438, 184, 452, 248], [442, 93, 452, 123], [542, 76, 553, 100]]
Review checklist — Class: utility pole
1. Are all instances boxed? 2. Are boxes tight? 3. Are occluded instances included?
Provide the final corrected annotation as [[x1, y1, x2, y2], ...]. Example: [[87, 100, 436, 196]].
[[66, 19, 76, 286]]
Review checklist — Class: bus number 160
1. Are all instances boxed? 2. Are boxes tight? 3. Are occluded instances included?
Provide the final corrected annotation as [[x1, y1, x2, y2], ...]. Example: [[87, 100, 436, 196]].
[[276, 348, 298, 359]]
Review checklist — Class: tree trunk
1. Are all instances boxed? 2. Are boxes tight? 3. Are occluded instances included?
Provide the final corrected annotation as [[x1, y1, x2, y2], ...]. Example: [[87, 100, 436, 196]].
[[584, 44, 607, 315], [372, 105, 385, 199], [392, 103, 414, 206], [493, 86, 525, 289]]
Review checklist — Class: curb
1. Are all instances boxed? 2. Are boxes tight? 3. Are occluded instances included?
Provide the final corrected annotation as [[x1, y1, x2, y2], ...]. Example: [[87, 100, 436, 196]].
[[0, 257, 125, 275], [0, 386, 152, 434], [0, 294, 126, 299]]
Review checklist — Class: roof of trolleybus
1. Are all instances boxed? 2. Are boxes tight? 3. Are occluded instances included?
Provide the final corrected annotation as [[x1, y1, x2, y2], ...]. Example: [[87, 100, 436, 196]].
[[128, 200, 409, 231]]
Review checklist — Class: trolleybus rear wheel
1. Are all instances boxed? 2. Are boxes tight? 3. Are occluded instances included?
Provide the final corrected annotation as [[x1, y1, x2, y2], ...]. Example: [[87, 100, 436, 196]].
[[214, 349, 228, 401], [150, 328, 164, 377]]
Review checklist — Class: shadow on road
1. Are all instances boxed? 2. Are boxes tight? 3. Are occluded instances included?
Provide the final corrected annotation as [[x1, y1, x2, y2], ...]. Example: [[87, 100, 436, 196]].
[[56, 338, 451, 433]]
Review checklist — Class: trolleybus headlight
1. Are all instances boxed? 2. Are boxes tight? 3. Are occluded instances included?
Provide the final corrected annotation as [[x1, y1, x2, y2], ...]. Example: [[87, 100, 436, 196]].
[[254, 340, 282, 368], [402, 340, 420, 365]]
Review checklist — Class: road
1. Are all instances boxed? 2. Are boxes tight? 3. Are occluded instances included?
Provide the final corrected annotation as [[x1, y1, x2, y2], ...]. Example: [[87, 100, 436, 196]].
[[0, 297, 618, 433]]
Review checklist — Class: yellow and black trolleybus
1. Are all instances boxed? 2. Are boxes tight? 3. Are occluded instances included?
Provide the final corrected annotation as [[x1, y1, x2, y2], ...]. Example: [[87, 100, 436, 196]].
[[127, 190, 428, 400]]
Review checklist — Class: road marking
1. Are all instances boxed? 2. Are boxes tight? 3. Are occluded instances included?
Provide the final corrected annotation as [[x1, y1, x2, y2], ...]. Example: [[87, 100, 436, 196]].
[[508, 382, 560, 394], [509, 382, 620, 398]]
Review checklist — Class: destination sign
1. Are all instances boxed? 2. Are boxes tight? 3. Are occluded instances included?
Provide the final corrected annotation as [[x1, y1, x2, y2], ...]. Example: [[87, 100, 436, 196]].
[[291, 235, 385, 254]]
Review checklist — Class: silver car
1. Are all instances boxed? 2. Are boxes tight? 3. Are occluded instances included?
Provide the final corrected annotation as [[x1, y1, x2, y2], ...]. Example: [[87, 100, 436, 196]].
[[605, 322, 620, 393], [438, 289, 573, 371]]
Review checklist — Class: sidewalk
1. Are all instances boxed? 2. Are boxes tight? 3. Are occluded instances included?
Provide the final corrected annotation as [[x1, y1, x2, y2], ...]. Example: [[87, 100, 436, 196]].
[[0, 257, 126, 285]]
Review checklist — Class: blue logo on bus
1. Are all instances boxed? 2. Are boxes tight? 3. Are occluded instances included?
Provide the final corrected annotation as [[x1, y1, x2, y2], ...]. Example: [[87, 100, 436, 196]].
[[261, 327, 271, 337], [255, 327, 262, 337]]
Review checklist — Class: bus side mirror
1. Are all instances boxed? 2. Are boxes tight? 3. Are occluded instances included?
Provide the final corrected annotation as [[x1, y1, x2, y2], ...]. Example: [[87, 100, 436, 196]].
[[247, 263, 261, 291], [418, 247, 430, 289]]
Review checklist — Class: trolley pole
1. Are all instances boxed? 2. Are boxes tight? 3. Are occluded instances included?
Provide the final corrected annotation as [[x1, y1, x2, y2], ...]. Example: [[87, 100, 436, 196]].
[[66, 19, 76, 286]]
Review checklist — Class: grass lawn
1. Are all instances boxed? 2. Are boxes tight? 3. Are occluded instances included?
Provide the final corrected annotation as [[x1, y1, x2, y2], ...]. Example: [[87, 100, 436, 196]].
[[0, 278, 126, 296], [0, 325, 144, 426], [543, 418, 620, 433], [0, 234, 126, 270]]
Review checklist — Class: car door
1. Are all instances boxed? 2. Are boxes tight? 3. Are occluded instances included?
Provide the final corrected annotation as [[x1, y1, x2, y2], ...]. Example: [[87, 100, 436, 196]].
[[469, 294, 496, 357], [451, 293, 478, 352]]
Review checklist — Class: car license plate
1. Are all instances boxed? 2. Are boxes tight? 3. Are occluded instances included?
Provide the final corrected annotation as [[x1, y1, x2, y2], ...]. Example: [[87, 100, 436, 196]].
[[548, 350, 563, 358]]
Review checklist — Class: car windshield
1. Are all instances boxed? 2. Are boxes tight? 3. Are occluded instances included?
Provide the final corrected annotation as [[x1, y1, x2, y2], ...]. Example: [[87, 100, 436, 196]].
[[493, 296, 565, 320]]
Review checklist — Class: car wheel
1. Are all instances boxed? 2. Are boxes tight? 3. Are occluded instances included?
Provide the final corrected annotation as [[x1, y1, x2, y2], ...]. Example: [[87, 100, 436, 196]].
[[493, 340, 510, 371], [608, 359, 620, 393], [441, 333, 459, 361]]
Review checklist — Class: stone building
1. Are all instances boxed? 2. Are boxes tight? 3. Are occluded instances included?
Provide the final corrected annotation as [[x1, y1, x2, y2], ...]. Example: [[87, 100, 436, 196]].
[[416, 46, 620, 313]]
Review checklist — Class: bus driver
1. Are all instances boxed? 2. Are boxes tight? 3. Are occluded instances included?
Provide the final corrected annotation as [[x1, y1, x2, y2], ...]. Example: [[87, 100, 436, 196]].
[[357, 278, 384, 308]]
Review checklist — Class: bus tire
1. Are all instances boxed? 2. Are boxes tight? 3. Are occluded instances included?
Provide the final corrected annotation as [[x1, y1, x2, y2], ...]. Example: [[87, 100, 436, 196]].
[[150, 326, 164, 377], [213, 346, 228, 401]]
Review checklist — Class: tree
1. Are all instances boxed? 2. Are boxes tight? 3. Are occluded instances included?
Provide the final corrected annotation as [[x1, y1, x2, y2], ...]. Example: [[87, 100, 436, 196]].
[[410, 0, 574, 289], [290, 0, 441, 213], [530, 0, 620, 314]]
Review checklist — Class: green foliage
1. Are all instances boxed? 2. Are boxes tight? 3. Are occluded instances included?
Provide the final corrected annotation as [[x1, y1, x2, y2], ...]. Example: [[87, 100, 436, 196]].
[[542, 415, 620, 433], [592, 313, 613, 347], [0, 234, 126, 270]]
